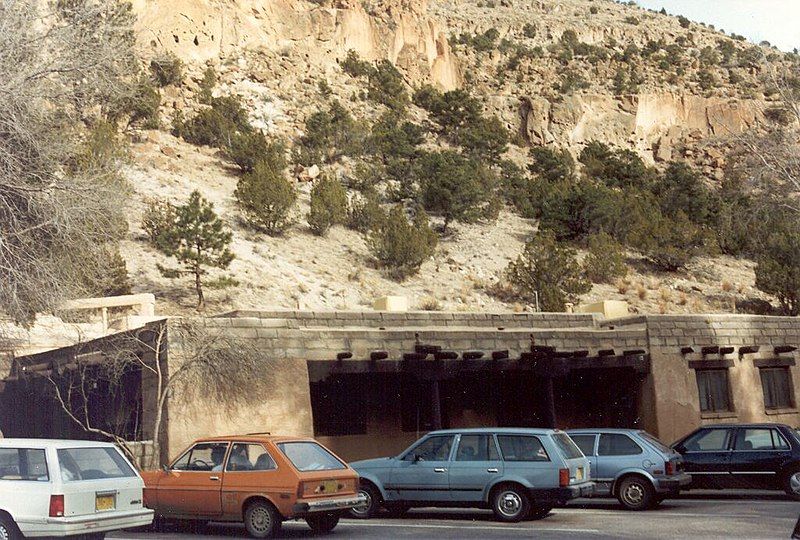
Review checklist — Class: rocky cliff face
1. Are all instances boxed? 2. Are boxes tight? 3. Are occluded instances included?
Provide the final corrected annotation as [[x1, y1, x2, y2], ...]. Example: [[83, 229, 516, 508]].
[[132, 0, 460, 90]]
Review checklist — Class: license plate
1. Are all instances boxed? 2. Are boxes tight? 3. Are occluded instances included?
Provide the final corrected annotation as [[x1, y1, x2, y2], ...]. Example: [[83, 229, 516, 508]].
[[576, 468, 584, 481], [95, 494, 115, 512], [322, 480, 338, 493]]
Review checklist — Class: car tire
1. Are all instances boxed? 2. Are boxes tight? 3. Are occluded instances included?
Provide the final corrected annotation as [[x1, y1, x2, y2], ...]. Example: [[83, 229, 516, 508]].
[[491, 485, 530, 522], [349, 483, 380, 519], [306, 512, 340, 534], [244, 500, 281, 538], [617, 476, 655, 510], [0, 516, 19, 540], [527, 505, 553, 520], [783, 467, 800, 501]]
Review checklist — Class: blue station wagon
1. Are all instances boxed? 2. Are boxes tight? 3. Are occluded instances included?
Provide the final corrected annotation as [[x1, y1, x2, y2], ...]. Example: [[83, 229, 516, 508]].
[[349, 428, 594, 522], [567, 429, 691, 510]]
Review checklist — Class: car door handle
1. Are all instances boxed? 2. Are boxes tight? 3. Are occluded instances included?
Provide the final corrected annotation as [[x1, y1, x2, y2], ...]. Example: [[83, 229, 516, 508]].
[[487, 468, 499, 473], [209, 476, 220, 481], [434, 468, 447, 473]]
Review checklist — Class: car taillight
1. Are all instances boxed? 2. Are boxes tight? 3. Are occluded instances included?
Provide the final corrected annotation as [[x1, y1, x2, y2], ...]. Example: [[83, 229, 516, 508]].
[[49, 494, 64, 517], [559, 468, 570, 487], [665, 461, 675, 476]]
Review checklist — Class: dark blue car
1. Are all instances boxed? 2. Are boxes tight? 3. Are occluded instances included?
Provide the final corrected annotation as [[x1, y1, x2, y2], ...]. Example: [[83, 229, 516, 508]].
[[672, 423, 800, 499]]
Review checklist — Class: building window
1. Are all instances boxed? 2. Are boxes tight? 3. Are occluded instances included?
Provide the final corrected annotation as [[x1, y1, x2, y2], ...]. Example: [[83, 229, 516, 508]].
[[695, 369, 732, 412], [760, 367, 794, 409]]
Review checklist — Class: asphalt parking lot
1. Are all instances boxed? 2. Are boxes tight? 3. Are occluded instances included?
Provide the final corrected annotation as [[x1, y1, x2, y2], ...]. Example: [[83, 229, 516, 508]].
[[112, 492, 800, 539]]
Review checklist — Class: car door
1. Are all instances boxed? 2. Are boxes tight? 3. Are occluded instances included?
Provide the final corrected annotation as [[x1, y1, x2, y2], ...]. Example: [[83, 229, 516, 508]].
[[155, 441, 229, 517], [389, 435, 455, 502], [675, 428, 733, 488], [448, 434, 504, 502], [596, 433, 644, 487], [570, 434, 601, 493], [729, 428, 792, 489]]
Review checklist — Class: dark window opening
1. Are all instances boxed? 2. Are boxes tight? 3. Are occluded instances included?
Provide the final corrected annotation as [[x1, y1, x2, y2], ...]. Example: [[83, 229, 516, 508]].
[[310, 376, 367, 436], [760, 367, 794, 409], [696, 369, 732, 412], [400, 376, 446, 433]]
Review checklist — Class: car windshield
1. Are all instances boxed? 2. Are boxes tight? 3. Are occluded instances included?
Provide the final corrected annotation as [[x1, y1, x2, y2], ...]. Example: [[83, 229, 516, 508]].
[[57, 447, 136, 482], [639, 431, 672, 453], [277, 442, 346, 472], [553, 433, 584, 459]]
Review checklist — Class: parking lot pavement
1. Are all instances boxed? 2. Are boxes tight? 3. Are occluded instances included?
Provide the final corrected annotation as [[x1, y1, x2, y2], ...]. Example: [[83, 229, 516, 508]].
[[112, 493, 800, 539]]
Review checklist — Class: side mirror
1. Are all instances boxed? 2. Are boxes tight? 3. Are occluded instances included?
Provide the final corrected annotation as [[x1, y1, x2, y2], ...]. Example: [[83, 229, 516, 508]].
[[413, 454, 422, 463], [162, 464, 170, 472]]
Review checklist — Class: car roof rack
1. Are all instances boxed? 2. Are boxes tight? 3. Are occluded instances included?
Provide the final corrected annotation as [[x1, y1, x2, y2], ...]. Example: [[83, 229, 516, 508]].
[[245, 432, 271, 435]]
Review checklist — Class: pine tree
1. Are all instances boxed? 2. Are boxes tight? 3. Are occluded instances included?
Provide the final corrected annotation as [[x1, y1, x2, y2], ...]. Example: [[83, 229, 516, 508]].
[[307, 173, 348, 236], [157, 191, 235, 308], [367, 206, 437, 279], [235, 157, 297, 235]]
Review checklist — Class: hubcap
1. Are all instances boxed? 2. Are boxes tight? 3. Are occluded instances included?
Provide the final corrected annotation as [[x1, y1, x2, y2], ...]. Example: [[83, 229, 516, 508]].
[[250, 506, 272, 534], [623, 482, 645, 505], [0, 523, 9, 540], [497, 490, 522, 517], [790, 472, 800, 494], [351, 489, 373, 516]]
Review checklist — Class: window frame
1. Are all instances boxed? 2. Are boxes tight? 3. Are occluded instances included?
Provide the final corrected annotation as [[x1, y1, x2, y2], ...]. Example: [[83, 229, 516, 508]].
[[170, 442, 231, 472], [0, 447, 50, 482], [454, 434, 501, 462], [759, 366, 795, 410], [695, 368, 734, 413], [597, 433, 644, 457], [400, 435, 456, 462], [224, 442, 278, 472], [496, 435, 551, 463]]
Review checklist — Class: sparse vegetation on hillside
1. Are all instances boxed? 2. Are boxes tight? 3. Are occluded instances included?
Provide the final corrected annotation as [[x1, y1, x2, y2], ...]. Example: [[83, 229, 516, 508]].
[[367, 206, 438, 279], [308, 174, 348, 236], [234, 152, 296, 235]]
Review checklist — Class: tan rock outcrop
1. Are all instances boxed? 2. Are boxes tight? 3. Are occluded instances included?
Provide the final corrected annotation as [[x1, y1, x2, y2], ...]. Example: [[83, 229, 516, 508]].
[[131, 0, 460, 89]]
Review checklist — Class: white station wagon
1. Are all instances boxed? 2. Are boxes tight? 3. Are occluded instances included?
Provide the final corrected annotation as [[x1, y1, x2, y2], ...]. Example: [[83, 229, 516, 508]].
[[0, 439, 153, 539]]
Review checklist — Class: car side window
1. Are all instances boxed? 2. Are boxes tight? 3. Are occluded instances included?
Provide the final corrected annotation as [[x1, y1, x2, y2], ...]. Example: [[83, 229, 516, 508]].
[[683, 429, 731, 452], [172, 442, 229, 471], [598, 434, 643, 456], [0, 448, 49, 482], [226, 443, 277, 472], [734, 429, 790, 451], [570, 435, 597, 457], [497, 435, 549, 462], [455, 435, 500, 462], [403, 436, 454, 461]]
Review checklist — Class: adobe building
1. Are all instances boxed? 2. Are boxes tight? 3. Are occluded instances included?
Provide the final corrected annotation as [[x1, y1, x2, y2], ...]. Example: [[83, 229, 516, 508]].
[[2, 309, 799, 464]]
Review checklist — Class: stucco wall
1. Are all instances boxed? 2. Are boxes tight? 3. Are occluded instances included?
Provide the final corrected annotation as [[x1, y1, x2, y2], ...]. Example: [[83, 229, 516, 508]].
[[608, 315, 800, 443]]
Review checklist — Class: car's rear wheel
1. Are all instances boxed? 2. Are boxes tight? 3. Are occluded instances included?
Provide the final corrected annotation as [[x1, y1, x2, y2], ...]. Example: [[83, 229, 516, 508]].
[[491, 485, 530, 522], [783, 467, 800, 500], [349, 483, 380, 519], [244, 500, 281, 538], [306, 512, 340, 534], [617, 476, 655, 510], [0, 516, 19, 540], [527, 505, 553, 520]]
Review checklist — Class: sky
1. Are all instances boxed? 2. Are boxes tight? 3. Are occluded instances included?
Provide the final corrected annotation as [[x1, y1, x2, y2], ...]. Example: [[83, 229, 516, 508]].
[[635, 0, 800, 52]]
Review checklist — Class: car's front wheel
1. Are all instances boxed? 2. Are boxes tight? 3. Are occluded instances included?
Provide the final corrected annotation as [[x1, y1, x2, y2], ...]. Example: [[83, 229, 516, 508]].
[[783, 467, 800, 500], [244, 500, 281, 538], [491, 484, 530, 522], [0, 516, 19, 540], [617, 476, 655, 510], [306, 512, 340, 534], [349, 483, 380, 519]]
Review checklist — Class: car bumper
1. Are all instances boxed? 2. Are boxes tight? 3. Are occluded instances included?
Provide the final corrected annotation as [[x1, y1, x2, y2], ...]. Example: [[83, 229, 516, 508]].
[[530, 482, 595, 503], [17, 508, 154, 537], [654, 473, 692, 493], [292, 493, 368, 515]]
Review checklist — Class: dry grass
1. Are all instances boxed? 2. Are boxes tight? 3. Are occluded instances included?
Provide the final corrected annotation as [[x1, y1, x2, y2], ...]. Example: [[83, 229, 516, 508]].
[[419, 296, 443, 311], [721, 280, 734, 293], [636, 284, 648, 300], [616, 278, 630, 294], [658, 301, 668, 314], [659, 288, 672, 303], [677, 292, 688, 306]]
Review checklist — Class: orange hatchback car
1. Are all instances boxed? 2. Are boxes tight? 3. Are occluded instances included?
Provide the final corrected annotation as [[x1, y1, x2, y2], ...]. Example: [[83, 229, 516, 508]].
[[142, 434, 366, 537]]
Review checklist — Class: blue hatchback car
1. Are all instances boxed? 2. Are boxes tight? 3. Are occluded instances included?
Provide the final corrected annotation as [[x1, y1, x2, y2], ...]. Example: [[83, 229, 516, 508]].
[[567, 428, 691, 510], [349, 428, 594, 522]]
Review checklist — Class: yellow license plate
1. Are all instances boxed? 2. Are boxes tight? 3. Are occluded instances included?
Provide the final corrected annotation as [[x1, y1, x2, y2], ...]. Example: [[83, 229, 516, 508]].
[[322, 480, 338, 493], [95, 494, 115, 512], [576, 468, 584, 481]]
